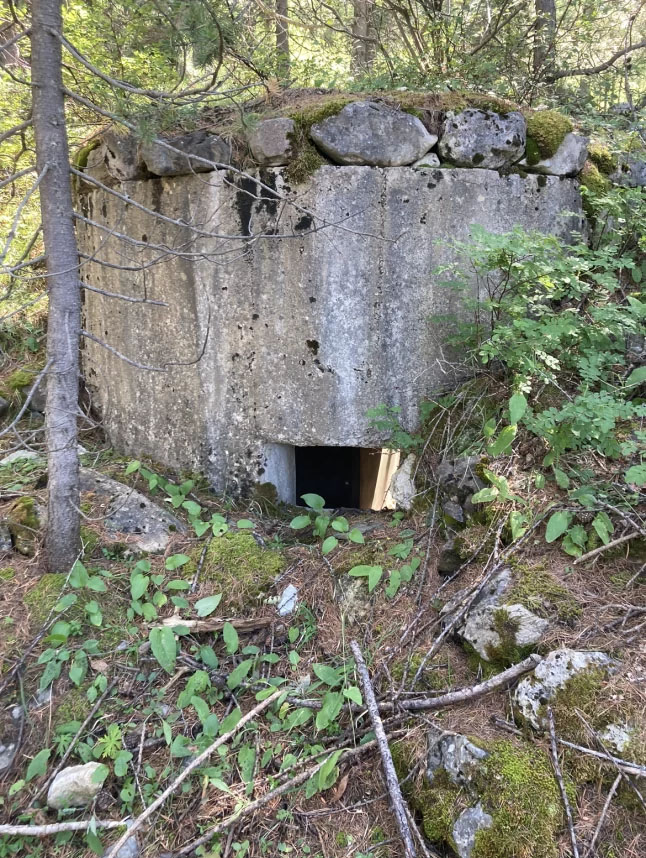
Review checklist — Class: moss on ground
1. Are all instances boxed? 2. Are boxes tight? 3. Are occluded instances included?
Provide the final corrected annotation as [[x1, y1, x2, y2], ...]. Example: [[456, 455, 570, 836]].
[[0, 566, 15, 580], [581, 160, 611, 196], [525, 110, 573, 165], [24, 572, 68, 629], [507, 562, 582, 624], [7, 496, 40, 556], [185, 532, 285, 611], [390, 650, 453, 691], [54, 685, 91, 726], [80, 526, 101, 559], [588, 142, 617, 175]]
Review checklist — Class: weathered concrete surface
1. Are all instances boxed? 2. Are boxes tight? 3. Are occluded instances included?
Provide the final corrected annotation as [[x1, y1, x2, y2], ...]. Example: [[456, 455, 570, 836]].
[[77, 166, 583, 494]]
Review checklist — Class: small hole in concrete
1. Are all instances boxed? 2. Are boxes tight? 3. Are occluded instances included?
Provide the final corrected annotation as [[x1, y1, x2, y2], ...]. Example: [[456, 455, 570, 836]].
[[294, 446, 399, 510]]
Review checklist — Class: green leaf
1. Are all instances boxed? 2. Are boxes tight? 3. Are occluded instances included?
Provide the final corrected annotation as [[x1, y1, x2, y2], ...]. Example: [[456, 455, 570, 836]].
[[312, 663, 342, 686], [348, 565, 383, 593], [343, 686, 363, 705], [130, 572, 149, 601], [348, 528, 365, 544], [508, 392, 527, 425], [86, 576, 107, 592], [321, 536, 338, 555], [553, 467, 570, 489], [194, 520, 210, 537], [315, 691, 344, 731], [182, 500, 202, 517], [195, 594, 223, 617], [125, 460, 140, 475], [69, 560, 89, 589], [471, 486, 499, 504], [200, 646, 219, 669], [227, 659, 254, 690], [91, 763, 110, 784], [223, 622, 239, 654], [114, 750, 133, 778], [487, 423, 517, 457], [8, 779, 24, 796], [385, 569, 402, 598], [290, 515, 311, 530], [191, 695, 210, 724], [318, 749, 343, 791], [301, 493, 325, 512], [238, 745, 256, 791], [165, 553, 190, 571], [236, 519, 255, 529], [625, 464, 646, 486], [545, 511, 570, 543], [55, 593, 78, 612], [331, 516, 349, 533], [592, 512, 614, 545], [149, 626, 177, 674], [69, 649, 88, 687], [219, 708, 242, 735], [166, 579, 190, 591], [626, 366, 646, 387], [313, 515, 330, 538], [170, 735, 193, 758], [509, 510, 528, 541], [483, 417, 497, 438], [26, 748, 51, 782]]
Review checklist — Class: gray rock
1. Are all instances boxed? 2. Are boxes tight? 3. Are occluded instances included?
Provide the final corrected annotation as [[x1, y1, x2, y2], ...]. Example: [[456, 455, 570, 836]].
[[428, 731, 489, 786], [0, 396, 9, 419], [310, 101, 437, 166], [460, 603, 548, 661], [389, 456, 416, 510], [0, 742, 17, 773], [438, 109, 526, 169], [140, 130, 231, 177], [102, 130, 149, 182], [441, 567, 512, 618], [27, 379, 47, 413], [611, 155, 646, 187], [437, 537, 464, 575], [514, 648, 615, 730], [114, 823, 139, 858], [436, 456, 485, 522], [83, 144, 112, 185], [412, 152, 440, 169], [452, 803, 493, 858], [47, 762, 104, 809], [249, 118, 295, 166], [600, 724, 634, 753], [80, 469, 185, 553], [277, 583, 298, 616], [523, 133, 588, 176], [0, 520, 12, 554], [443, 500, 465, 524]]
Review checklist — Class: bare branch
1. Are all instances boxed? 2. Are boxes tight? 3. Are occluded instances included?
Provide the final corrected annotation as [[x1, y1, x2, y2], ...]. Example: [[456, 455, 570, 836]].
[[546, 38, 646, 82]]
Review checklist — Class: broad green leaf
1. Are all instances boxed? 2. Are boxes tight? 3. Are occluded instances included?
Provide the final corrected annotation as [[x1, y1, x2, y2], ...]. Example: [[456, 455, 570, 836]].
[[200, 646, 219, 668], [626, 366, 646, 387], [483, 417, 497, 438], [331, 516, 349, 533], [170, 735, 193, 757], [86, 576, 107, 593], [318, 749, 343, 790], [545, 511, 570, 543], [321, 536, 338, 555], [315, 691, 344, 731], [149, 626, 177, 674], [125, 460, 140, 475], [166, 579, 190, 590], [26, 748, 51, 782], [223, 622, 239, 654], [312, 663, 342, 687], [69, 649, 88, 687], [237, 745, 256, 791], [48, 620, 71, 643], [194, 520, 210, 537], [348, 565, 383, 593], [195, 594, 223, 617], [487, 424, 517, 457], [348, 528, 365, 544], [508, 392, 527, 425], [114, 750, 133, 777], [165, 553, 190, 571], [219, 708, 242, 735], [191, 695, 210, 723], [343, 686, 363, 705], [553, 467, 570, 489], [55, 593, 77, 612], [130, 572, 149, 601], [313, 515, 330, 538], [227, 658, 254, 690], [285, 707, 312, 730], [290, 515, 311, 530], [592, 512, 614, 545], [91, 763, 110, 784], [625, 464, 646, 486], [69, 560, 89, 589], [236, 519, 255, 529], [8, 779, 24, 796], [301, 493, 325, 512], [182, 500, 202, 517], [509, 510, 528, 541], [471, 486, 499, 504]]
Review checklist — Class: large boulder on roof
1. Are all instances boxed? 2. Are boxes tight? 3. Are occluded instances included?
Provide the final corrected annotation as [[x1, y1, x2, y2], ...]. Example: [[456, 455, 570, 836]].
[[310, 100, 437, 166], [438, 109, 526, 169], [139, 130, 231, 177]]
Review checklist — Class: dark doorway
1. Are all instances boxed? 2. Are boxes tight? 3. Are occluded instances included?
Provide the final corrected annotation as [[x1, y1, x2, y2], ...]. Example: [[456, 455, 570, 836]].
[[295, 446, 360, 508]]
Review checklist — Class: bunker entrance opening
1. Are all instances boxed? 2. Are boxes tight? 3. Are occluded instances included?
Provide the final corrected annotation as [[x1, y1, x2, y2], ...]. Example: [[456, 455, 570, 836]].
[[264, 444, 400, 510]]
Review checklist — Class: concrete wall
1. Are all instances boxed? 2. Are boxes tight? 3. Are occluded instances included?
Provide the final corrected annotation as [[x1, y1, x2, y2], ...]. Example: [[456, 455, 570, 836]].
[[77, 165, 583, 494]]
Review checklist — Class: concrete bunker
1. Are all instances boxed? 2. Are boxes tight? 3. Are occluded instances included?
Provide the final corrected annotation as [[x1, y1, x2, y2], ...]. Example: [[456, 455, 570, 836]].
[[76, 103, 586, 500]]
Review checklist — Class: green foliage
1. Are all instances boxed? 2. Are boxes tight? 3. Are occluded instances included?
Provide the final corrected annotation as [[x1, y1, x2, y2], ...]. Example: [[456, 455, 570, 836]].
[[289, 494, 365, 553]]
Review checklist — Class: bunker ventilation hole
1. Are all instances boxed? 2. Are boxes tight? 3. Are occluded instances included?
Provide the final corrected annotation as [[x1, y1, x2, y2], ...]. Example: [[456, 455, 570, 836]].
[[294, 446, 399, 510]]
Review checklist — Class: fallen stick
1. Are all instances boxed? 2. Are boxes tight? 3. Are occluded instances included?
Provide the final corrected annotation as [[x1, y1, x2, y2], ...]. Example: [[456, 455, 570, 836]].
[[584, 773, 621, 858], [573, 531, 639, 566], [0, 819, 124, 836], [547, 707, 580, 858], [105, 689, 283, 858], [350, 640, 416, 858]]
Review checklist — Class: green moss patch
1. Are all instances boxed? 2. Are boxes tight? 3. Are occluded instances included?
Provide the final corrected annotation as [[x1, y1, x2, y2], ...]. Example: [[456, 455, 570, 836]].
[[581, 160, 611, 195], [7, 496, 41, 556], [186, 532, 285, 611], [0, 566, 15, 581], [525, 110, 573, 165], [588, 142, 617, 175], [24, 573, 68, 629], [507, 563, 581, 624]]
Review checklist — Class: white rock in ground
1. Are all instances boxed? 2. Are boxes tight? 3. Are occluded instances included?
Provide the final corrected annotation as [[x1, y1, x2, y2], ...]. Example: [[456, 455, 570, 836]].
[[413, 152, 440, 169], [452, 803, 493, 858], [80, 469, 185, 553], [249, 118, 295, 166], [0, 449, 41, 465], [277, 583, 298, 616], [47, 762, 104, 809], [460, 603, 548, 661], [427, 731, 489, 786], [438, 109, 526, 169], [389, 456, 416, 510], [514, 648, 614, 730], [600, 724, 634, 753], [523, 132, 588, 176], [310, 101, 437, 166]]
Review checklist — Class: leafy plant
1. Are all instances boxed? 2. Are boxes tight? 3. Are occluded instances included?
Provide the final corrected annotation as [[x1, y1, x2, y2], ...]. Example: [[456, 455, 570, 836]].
[[290, 494, 365, 554]]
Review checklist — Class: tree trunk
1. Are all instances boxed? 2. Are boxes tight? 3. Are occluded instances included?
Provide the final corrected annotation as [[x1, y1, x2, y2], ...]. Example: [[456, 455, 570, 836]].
[[275, 0, 289, 81], [533, 0, 556, 77], [31, 0, 81, 572], [351, 0, 377, 75]]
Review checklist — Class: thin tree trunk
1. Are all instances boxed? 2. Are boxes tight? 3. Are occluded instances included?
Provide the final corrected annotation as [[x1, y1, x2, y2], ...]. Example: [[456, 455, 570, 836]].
[[352, 0, 377, 75], [31, 0, 81, 572], [533, 0, 556, 77], [275, 0, 289, 81]]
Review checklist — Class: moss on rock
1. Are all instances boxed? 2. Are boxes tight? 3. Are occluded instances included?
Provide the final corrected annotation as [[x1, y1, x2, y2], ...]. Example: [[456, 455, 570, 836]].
[[588, 142, 617, 175], [507, 562, 582, 624], [7, 496, 41, 556], [186, 532, 285, 611], [525, 110, 573, 165], [581, 160, 611, 195]]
